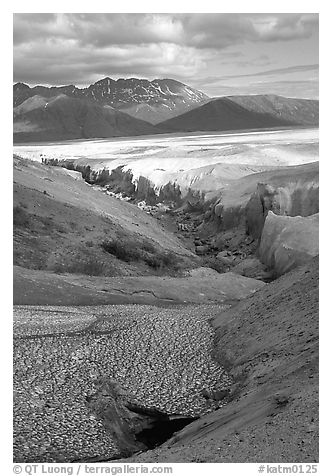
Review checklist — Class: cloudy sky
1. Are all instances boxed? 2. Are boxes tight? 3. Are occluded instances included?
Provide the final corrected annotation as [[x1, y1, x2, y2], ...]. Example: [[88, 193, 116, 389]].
[[13, 13, 319, 98]]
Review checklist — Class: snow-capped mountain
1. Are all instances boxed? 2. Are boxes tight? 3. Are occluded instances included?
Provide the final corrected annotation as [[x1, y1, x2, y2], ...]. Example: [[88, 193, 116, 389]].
[[13, 78, 210, 124]]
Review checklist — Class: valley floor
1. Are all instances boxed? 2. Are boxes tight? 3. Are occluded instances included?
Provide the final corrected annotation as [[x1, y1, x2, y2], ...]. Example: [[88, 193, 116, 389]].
[[13, 128, 318, 190], [13, 259, 319, 463], [14, 303, 231, 462], [12, 150, 319, 464]]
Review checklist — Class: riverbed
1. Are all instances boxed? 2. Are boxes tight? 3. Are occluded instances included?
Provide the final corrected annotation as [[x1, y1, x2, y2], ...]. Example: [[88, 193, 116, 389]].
[[13, 303, 231, 462]]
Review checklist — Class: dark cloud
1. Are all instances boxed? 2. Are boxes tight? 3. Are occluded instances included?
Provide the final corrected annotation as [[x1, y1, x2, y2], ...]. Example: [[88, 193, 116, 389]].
[[14, 39, 205, 86], [13, 14, 185, 47], [181, 13, 318, 47], [14, 13, 318, 49], [252, 13, 319, 42], [13, 13, 319, 96]]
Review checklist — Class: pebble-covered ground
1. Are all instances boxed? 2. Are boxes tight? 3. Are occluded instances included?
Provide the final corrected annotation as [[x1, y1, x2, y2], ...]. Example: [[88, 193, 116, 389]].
[[13, 304, 232, 462]]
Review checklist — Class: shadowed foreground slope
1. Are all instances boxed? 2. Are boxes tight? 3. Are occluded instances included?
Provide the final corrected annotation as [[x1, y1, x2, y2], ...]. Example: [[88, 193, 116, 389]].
[[13, 156, 198, 278], [124, 258, 318, 462]]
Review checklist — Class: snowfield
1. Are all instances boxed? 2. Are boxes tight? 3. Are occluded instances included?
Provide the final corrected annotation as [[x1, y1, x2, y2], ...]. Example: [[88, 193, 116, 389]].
[[14, 128, 319, 190]]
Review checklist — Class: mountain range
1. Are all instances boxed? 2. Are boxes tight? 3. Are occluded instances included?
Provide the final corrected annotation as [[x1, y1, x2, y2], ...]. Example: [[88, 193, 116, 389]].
[[13, 94, 158, 142], [159, 95, 319, 132], [13, 78, 209, 125], [13, 78, 319, 143]]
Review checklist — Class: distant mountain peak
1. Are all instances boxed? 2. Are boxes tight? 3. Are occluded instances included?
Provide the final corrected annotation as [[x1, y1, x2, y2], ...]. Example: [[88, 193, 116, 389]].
[[14, 82, 30, 90], [93, 77, 114, 85], [13, 77, 210, 124]]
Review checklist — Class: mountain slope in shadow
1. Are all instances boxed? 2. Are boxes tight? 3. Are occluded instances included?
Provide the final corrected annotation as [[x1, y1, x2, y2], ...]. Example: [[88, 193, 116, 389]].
[[158, 95, 318, 132], [13, 94, 160, 142]]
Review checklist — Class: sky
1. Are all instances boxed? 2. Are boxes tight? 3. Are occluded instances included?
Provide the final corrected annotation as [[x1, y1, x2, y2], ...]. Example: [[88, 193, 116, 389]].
[[13, 13, 319, 98]]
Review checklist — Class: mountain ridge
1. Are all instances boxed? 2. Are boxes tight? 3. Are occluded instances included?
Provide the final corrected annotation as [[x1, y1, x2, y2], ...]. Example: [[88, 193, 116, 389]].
[[13, 77, 210, 124], [13, 79, 319, 142], [158, 95, 319, 131], [13, 94, 160, 143]]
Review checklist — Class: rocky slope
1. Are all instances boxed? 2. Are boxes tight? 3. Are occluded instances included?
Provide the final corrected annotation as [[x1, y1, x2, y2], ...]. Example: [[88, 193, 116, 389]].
[[13, 78, 209, 124], [13, 94, 159, 143], [13, 156, 197, 280], [14, 154, 268, 306], [158, 95, 318, 132], [259, 212, 319, 276], [123, 257, 319, 462]]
